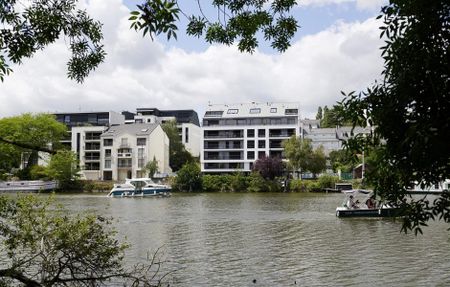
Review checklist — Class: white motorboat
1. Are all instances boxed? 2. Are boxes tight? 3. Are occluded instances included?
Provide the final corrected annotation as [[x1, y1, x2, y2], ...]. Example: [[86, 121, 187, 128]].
[[107, 178, 171, 198]]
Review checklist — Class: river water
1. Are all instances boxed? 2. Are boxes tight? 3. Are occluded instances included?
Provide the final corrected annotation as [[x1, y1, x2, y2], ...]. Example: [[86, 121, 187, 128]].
[[54, 192, 450, 286]]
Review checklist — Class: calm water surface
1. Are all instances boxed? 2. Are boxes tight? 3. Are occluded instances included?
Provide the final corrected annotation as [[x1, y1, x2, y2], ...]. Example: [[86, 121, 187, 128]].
[[54, 193, 450, 286]]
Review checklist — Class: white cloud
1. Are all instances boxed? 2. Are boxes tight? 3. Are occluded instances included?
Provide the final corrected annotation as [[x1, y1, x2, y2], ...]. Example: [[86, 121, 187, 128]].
[[0, 1, 383, 119], [301, 0, 385, 11]]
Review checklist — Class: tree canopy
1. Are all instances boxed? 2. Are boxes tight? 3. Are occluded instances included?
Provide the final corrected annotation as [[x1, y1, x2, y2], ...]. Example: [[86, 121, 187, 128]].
[[161, 120, 193, 172], [0, 195, 169, 286], [1, 0, 300, 82], [252, 155, 284, 180], [338, 0, 450, 234], [0, 113, 67, 176], [0, 0, 105, 82], [282, 136, 326, 178], [130, 0, 299, 53]]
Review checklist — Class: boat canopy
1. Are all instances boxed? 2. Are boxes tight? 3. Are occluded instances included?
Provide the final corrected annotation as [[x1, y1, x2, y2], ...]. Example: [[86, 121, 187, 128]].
[[341, 189, 372, 195]]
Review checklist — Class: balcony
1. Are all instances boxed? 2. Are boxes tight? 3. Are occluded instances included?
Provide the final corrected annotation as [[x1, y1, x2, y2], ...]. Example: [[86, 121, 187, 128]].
[[84, 156, 100, 161], [84, 144, 100, 151], [204, 144, 243, 150], [204, 155, 243, 160], [118, 153, 132, 157]]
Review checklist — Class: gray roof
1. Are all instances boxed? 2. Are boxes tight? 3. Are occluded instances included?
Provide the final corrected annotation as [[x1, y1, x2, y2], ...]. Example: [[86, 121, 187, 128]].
[[101, 123, 159, 137]]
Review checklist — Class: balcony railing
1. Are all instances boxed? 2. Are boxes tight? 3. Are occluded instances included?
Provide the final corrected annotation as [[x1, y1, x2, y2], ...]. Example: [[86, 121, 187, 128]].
[[117, 153, 132, 157], [84, 156, 100, 161], [204, 133, 243, 139], [204, 145, 243, 149], [269, 133, 295, 138], [204, 155, 243, 160], [84, 145, 100, 150]]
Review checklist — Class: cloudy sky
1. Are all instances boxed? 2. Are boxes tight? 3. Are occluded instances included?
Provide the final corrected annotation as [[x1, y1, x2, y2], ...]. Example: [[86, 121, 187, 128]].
[[0, 0, 386, 119]]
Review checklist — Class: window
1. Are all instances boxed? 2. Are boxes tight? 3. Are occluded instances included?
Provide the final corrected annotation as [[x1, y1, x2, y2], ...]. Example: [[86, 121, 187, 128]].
[[205, 111, 224, 117], [138, 159, 144, 168], [247, 140, 255, 148], [104, 159, 111, 169], [185, 127, 189, 143], [247, 151, 255, 159], [285, 109, 298, 115], [64, 115, 70, 123], [135, 119, 143, 123], [138, 148, 144, 158], [227, 109, 239, 114], [105, 149, 111, 158], [121, 138, 128, 146], [270, 108, 277, 113], [258, 140, 266, 148], [103, 139, 113, 146], [250, 108, 261, 114], [137, 138, 146, 146], [258, 129, 265, 137], [247, 129, 255, 137]]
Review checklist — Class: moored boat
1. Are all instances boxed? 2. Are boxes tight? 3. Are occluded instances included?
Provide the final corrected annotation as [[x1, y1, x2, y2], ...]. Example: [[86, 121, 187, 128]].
[[107, 178, 171, 198], [335, 189, 402, 218], [0, 180, 58, 192]]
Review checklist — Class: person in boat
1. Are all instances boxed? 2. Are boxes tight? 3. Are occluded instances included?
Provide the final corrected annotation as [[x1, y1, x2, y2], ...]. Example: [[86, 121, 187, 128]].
[[366, 196, 376, 209]]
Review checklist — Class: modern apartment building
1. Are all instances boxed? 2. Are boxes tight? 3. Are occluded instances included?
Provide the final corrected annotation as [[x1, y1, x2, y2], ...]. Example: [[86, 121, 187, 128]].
[[201, 102, 300, 173], [100, 123, 171, 181]]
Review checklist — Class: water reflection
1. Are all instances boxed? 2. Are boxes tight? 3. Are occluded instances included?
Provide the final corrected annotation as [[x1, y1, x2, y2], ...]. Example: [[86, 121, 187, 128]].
[[54, 193, 450, 286]]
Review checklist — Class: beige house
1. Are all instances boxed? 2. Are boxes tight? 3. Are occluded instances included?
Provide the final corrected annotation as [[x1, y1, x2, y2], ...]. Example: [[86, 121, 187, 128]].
[[100, 123, 171, 181]]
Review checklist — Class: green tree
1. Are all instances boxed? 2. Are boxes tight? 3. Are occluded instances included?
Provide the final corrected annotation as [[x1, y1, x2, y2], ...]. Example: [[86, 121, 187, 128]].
[[338, 0, 449, 234], [282, 136, 312, 179], [0, 113, 68, 177], [130, 0, 299, 53], [46, 150, 80, 190], [144, 156, 159, 178], [0, 195, 168, 286], [173, 162, 202, 192], [0, 0, 105, 82], [316, 106, 323, 120], [308, 146, 326, 178], [328, 149, 357, 173], [161, 120, 193, 172]]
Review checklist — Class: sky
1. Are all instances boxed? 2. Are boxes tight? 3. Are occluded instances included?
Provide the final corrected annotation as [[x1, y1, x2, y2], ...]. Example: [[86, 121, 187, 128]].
[[0, 0, 386, 119]]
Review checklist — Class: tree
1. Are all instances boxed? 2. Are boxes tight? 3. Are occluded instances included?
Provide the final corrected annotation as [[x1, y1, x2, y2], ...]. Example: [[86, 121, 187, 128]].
[[0, 195, 170, 286], [46, 150, 80, 190], [144, 156, 159, 178], [130, 0, 299, 53], [0, 113, 68, 177], [338, 0, 449, 234], [161, 120, 193, 172], [308, 146, 326, 178], [172, 162, 202, 192], [328, 149, 357, 173], [252, 155, 284, 180], [315, 106, 323, 120], [0, 0, 105, 82], [2, 0, 300, 82], [282, 136, 312, 178]]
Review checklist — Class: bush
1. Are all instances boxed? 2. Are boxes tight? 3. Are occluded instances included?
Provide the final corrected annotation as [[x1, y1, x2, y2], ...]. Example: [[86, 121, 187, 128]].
[[317, 174, 338, 189], [289, 179, 321, 192], [81, 180, 113, 192], [229, 172, 248, 192], [247, 172, 266, 192]]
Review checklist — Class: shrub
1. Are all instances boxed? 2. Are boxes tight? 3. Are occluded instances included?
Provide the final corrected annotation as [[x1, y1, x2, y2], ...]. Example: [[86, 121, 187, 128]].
[[317, 174, 338, 189]]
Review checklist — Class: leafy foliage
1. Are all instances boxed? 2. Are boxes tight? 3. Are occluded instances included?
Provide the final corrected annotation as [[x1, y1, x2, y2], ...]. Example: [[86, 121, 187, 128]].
[[283, 137, 326, 177], [173, 161, 202, 192], [46, 150, 80, 190], [161, 120, 193, 172], [328, 149, 357, 173], [252, 155, 284, 180], [144, 156, 160, 178], [338, 0, 450, 234], [0, 113, 67, 176], [0, 195, 169, 286], [131, 0, 299, 53], [0, 0, 105, 82]]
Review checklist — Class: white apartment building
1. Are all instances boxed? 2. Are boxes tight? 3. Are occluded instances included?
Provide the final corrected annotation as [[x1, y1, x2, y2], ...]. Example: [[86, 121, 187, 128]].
[[100, 123, 171, 181], [201, 102, 300, 173]]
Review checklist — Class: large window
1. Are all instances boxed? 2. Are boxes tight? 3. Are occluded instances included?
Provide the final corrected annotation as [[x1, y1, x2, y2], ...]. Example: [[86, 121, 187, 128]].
[[247, 129, 255, 137], [103, 139, 113, 146], [247, 151, 255, 159], [247, 140, 255, 148], [104, 159, 111, 169], [285, 109, 298, 115], [138, 148, 144, 158], [105, 149, 111, 158], [258, 140, 266, 148], [258, 129, 265, 137], [137, 138, 146, 146]]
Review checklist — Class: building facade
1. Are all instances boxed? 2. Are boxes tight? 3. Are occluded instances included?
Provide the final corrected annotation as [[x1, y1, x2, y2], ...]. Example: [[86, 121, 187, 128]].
[[201, 102, 300, 173], [100, 123, 171, 181]]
